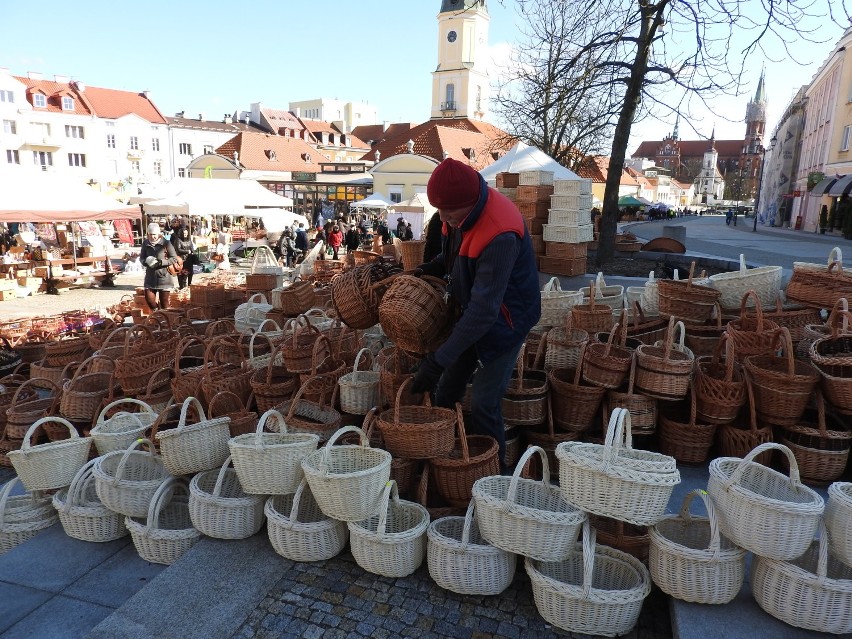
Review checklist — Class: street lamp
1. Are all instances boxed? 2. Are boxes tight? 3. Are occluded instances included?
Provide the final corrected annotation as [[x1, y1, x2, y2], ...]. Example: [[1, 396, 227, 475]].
[[753, 135, 778, 232]]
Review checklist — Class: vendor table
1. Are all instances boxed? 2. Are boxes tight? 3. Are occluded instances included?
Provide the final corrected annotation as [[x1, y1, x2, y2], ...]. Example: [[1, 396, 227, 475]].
[[33, 256, 116, 294]]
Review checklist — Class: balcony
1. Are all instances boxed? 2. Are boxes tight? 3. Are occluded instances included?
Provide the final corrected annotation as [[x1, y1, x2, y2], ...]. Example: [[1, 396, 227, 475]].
[[127, 148, 144, 160], [440, 101, 457, 115], [24, 134, 61, 149]]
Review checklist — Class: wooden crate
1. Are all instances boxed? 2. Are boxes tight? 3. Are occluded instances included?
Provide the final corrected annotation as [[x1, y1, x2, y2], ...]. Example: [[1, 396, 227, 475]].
[[496, 172, 520, 188], [545, 241, 589, 259], [516, 185, 554, 202], [517, 201, 550, 218], [523, 216, 545, 235], [0, 289, 16, 301], [245, 273, 283, 290], [539, 256, 587, 277], [530, 234, 545, 255]]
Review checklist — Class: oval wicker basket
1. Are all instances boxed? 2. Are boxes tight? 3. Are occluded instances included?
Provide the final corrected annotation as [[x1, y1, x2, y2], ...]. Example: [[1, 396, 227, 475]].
[[825, 481, 852, 568], [378, 274, 449, 355], [634, 318, 694, 400], [375, 379, 457, 460], [92, 438, 170, 518], [90, 398, 158, 456], [709, 253, 782, 310], [53, 458, 129, 543], [188, 456, 266, 540], [694, 334, 745, 425], [0, 477, 58, 554], [8, 416, 92, 492], [153, 396, 231, 477], [430, 415, 500, 505]]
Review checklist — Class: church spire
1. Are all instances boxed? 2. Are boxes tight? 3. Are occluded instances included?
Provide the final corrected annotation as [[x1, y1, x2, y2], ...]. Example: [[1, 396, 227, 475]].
[[672, 114, 680, 140], [710, 125, 716, 150], [754, 69, 766, 103]]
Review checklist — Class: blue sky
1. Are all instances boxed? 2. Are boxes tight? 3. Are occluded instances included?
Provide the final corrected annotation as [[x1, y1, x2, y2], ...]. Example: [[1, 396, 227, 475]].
[[0, 0, 846, 152]]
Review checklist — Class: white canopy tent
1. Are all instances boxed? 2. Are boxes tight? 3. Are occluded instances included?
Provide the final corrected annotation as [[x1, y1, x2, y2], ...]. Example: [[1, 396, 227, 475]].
[[0, 170, 140, 222], [479, 142, 580, 183], [248, 208, 309, 233], [386, 193, 436, 240], [132, 178, 293, 216], [350, 193, 392, 210]]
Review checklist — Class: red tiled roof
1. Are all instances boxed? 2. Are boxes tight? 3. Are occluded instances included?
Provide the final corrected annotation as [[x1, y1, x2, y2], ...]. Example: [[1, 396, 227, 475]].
[[261, 109, 305, 134], [352, 123, 417, 146], [78, 85, 168, 123], [14, 77, 94, 115], [574, 156, 607, 182], [632, 139, 745, 159], [300, 119, 342, 135], [217, 132, 331, 172]]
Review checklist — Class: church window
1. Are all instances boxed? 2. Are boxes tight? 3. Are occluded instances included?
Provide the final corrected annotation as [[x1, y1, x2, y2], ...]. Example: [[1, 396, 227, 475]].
[[446, 83, 455, 105]]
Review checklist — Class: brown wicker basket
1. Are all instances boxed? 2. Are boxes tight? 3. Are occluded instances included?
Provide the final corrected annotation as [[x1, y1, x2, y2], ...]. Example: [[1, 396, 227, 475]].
[[683, 305, 725, 359], [658, 387, 717, 465], [378, 274, 450, 355], [581, 324, 633, 390], [694, 334, 746, 425], [250, 343, 298, 413], [715, 372, 773, 464], [44, 334, 91, 366], [416, 463, 464, 520], [549, 344, 606, 434], [522, 399, 582, 479], [171, 336, 208, 405], [634, 318, 694, 400], [280, 316, 326, 374], [587, 514, 650, 563], [59, 355, 116, 423], [272, 279, 316, 316], [763, 294, 821, 344], [398, 240, 425, 272], [534, 323, 588, 372], [4, 377, 61, 440], [625, 302, 668, 346], [330, 265, 381, 329], [657, 262, 721, 324], [725, 290, 780, 363], [377, 347, 423, 408], [208, 391, 258, 438], [570, 280, 614, 333], [605, 356, 657, 436], [429, 415, 499, 505], [277, 377, 342, 443], [502, 345, 548, 426]]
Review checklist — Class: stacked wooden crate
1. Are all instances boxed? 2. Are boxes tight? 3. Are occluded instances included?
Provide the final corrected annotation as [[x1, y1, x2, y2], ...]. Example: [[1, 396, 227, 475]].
[[498, 171, 550, 268], [189, 283, 227, 319], [540, 177, 594, 276]]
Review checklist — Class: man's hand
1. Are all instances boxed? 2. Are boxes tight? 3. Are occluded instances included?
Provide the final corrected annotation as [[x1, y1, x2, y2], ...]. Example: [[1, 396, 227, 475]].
[[411, 353, 444, 393], [415, 261, 444, 278]]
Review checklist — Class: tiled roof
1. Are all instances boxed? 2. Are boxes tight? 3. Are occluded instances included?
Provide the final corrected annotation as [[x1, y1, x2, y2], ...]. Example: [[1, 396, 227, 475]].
[[260, 109, 305, 134], [13, 77, 93, 115], [217, 132, 331, 172], [80, 85, 168, 123], [574, 156, 607, 182], [167, 117, 259, 133], [632, 139, 745, 159], [352, 123, 416, 146], [360, 118, 513, 170], [300, 119, 342, 135]]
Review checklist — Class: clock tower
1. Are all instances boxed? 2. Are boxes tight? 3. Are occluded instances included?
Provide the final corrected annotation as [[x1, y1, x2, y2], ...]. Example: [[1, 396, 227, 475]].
[[431, 0, 490, 121]]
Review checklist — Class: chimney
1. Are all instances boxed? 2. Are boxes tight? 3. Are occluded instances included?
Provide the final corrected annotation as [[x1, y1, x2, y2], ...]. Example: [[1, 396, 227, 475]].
[[54, 74, 69, 84], [293, 107, 301, 118], [383, 121, 390, 132], [198, 113, 205, 121], [141, 90, 150, 99], [72, 80, 86, 92], [223, 114, 232, 124], [27, 71, 42, 80], [176, 111, 185, 118]]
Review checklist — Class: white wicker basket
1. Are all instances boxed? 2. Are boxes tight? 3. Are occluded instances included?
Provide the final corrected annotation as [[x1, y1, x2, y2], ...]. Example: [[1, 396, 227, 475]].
[[8, 417, 93, 492], [347, 480, 430, 578], [825, 481, 852, 567], [580, 272, 626, 311], [250, 245, 286, 275], [708, 254, 782, 310], [265, 479, 348, 562], [548, 208, 591, 226], [337, 348, 381, 415], [556, 408, 680, 526], [0, 478, 58, 554], [554, 178, 592, 195], [53, 458, 128, 543], [542, 224, 594, 244], [228, 409, 319, 496], [640, 271, 660, 316], [91, 398, 158, 456], [155, 396, 231, 476], [648, 489, 746, 604], [707, 442, 824, 561], [426, 499, 516, 595], [539, 277, 584, 328], [550, 194, 592, 210], [125, 478, 201, 566], [92, 438, 170, 518], [752, 521, 852, 635], [301, 425, 392, 522], [188, 456, 266, 540], [525, 519, 652, 637], [519, 170, 554, 186], [234, 293, 274, 333], [472, 446, 586, 561]]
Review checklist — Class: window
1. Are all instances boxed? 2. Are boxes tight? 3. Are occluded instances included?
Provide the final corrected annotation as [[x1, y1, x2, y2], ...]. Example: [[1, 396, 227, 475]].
[[152, 138, 160, 151], [65, 125, 84, 139], [153, 160, 162, 176], [447, 83, 455, 105], [67, 153, 86, 167], [2, 120, 16, 134], [178, 168, 186, 177], [33, 94, 46, 108], [61, 96, 74, 111], [32, 151, 53, 168], [105, 121, 115, 127], [203, 144, 214, 154], [6, 150, 19, 164], [842, 125, 852, 152], [130, 160, 140, 173], [106, 133, 115, 148], [129, 136, 139, 150], [0, 90, 13, 103], [179, 143, 192, 155]]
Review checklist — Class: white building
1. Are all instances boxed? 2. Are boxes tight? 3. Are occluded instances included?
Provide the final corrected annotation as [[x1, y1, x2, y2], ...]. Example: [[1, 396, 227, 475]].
[[287, 98, 377, 134], [167, 112, 255, 179]]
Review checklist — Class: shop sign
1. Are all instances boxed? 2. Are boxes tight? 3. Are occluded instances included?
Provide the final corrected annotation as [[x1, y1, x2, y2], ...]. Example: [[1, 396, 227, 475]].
[[292, 172, 316, 182]]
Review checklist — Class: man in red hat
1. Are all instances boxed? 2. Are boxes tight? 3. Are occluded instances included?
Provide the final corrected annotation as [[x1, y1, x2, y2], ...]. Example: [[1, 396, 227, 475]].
[[412, 157, 541, 471]]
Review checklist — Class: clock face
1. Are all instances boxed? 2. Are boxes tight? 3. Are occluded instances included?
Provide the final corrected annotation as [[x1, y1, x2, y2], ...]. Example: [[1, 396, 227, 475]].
[[447, 30, 457, 43]]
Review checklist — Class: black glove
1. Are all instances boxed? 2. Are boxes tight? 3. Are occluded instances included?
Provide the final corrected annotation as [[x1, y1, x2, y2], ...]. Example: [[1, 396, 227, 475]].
[[412, 353, 444, 394], [415, 261, 444, 278]]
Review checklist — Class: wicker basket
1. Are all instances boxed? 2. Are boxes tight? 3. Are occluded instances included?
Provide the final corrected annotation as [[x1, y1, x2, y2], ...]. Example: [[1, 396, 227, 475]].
[[208, 391, 258, 438], [707, 442, 824, 561], [571, 280, 615, 333], [91, 398, 158, 456], [92, 438, 170, 518], [228, 409, 319, 495], [44, 334, 91, 366], [502, 345, 548, 426], [786, 251, 852, 309], [153, 396, 231, 476], [539, 277, 584, 328], [634, 318, 694, 400], [378, 274, 449, 354], [0, 477, 58, 554], [587, 514, 651, 564], [580, 273, 625, 311], [715, 372, 774, 463], [525, 519, 652, 637], [605, 357, 657, 436], [430, 415, 500, 505], [278, 377, 342, 443], [472, 445, 586, 561], [330, 266, 380, 330], [658, 262, 722, 324], [752, 521, 852, 635], [683, 306, 725, 359], [265, 479, 348, 562], [4, 377, 61, 440], [763, 294, 821, 344], [709, 253, 782, 310], [649, 489, 746, 604], [53, 458, 128, 543], [548, 347, 606, 435], [301, 425, 392, 522], [426, 499, 516, 595], [582, 324, 633, 389], [58, 356, 116, 423], [625, 302, 668, 345], [658, 387, 716, 465], [375, 379, 457, 460], [188, 455, 265, 540], [725, 290, 780, 363], [337, 348, 381, 416], [8, 416, 92, 491], [555, 408, 680, 526], [745, 327, 819, 426], [535, 323, 588, 372], [250, 343, 299, 413], [825, 482, 852, 568], [125, 478, 201, 566], [694, 334, 745, 425], [347, 480, 430, 578]]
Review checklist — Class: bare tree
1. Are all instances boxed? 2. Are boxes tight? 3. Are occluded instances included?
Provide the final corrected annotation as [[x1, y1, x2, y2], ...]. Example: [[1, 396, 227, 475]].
[[500, 0, 849, 264], [492, 2, 624, 171]]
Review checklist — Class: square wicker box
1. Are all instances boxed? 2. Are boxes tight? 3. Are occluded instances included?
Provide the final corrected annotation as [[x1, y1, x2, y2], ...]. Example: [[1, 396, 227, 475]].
[[524, 217, 545, 235], [516, 185, 554, 202], [545, 241, 589, 259], [190, 284, 225, 306], [551, 194, 593, 210], [542, 224, 594, 243], [519, 170, 554, 186], [496, 172, 520, 188], [554, 178, 593, 195], [531, 234, 545, 254], [497, 187, 517, 199], [517, 201, 550, 218], [539, 256, 587, 276], [548, 209, 591, 226], [245, 273, 284, 290]]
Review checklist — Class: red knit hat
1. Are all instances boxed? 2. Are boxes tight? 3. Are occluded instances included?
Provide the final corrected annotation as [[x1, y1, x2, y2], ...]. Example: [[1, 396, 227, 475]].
[[427, 158, 481, 209]]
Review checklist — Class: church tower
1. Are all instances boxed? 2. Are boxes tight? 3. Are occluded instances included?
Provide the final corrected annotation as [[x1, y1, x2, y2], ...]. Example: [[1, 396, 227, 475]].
[[745, 71, 767, 154], [431, 0, 491, 120]]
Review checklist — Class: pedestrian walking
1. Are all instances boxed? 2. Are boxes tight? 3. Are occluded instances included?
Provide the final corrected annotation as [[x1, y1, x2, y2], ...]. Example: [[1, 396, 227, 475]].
[[170, 226, 196, 289], [141, 222, 179, 311]]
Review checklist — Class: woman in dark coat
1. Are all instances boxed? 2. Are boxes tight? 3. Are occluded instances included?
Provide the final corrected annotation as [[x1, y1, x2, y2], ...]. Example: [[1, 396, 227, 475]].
[[170, 226, 195, 289], [140, 222, 179, 311]]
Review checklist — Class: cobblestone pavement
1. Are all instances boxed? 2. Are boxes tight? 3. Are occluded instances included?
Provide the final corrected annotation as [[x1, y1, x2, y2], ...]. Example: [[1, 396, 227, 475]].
[[231, 549, 672, 639]]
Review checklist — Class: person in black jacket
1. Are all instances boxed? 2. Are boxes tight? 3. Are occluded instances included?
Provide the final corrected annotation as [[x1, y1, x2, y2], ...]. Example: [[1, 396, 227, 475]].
[[345, 225, 361, 253], [170, 226, 195, 289], [141, 223, 179, 311]]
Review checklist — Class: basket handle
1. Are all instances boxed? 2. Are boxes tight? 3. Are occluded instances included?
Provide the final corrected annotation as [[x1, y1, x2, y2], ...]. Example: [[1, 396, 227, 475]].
[[144, 477, 187, 535], [512, 344, 526, 391], [319, 424, 372, 475], [208, 391, 245, 419], [9, 376, 59, 406], [543, 277, 562, 293], [724, 442, 804, 492], [211, 456, 235, 498], [174, 336, 205, 375], [572, 342, 587, 387], [177, 396, 207, 431], [587, 279, 597, 310], [686, 261, 697, 289], [460, 498, 478, 548], [455, 403, 471, 462], [0, 477, 23, 527], [248, 330, 273, 363], [660, 316, 677, 362], [738, 290, 764, 330], [710, 333, 736, 383], [393, 377, 414, 426], [624, 352, 638, 397], [532, 329, 548, 370], [112, 438, 158, 485], [97, 398, 156, 426], [62, 458, 100, 512], [594, 272, 607, 297], [506, 446, 550, 506], [20, 416, 79, 451], [601, 408, 633, 469], [743, 371, 759, 434], [285, 377, 316, 422], [145, 368, 174, 395], [676, 489, 723, 558], [580, 518, 597, 598], [768, 327, 795, 378], [284, 478, 311, 529], [738, 253, 747, 273], [352, 347, 374, 374], [375, 480, 400, 538], [308, 335, 332, 374]]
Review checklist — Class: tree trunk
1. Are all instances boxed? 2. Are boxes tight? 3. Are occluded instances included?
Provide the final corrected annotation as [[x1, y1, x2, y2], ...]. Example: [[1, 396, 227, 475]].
[[597, 1, 668, 266]]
